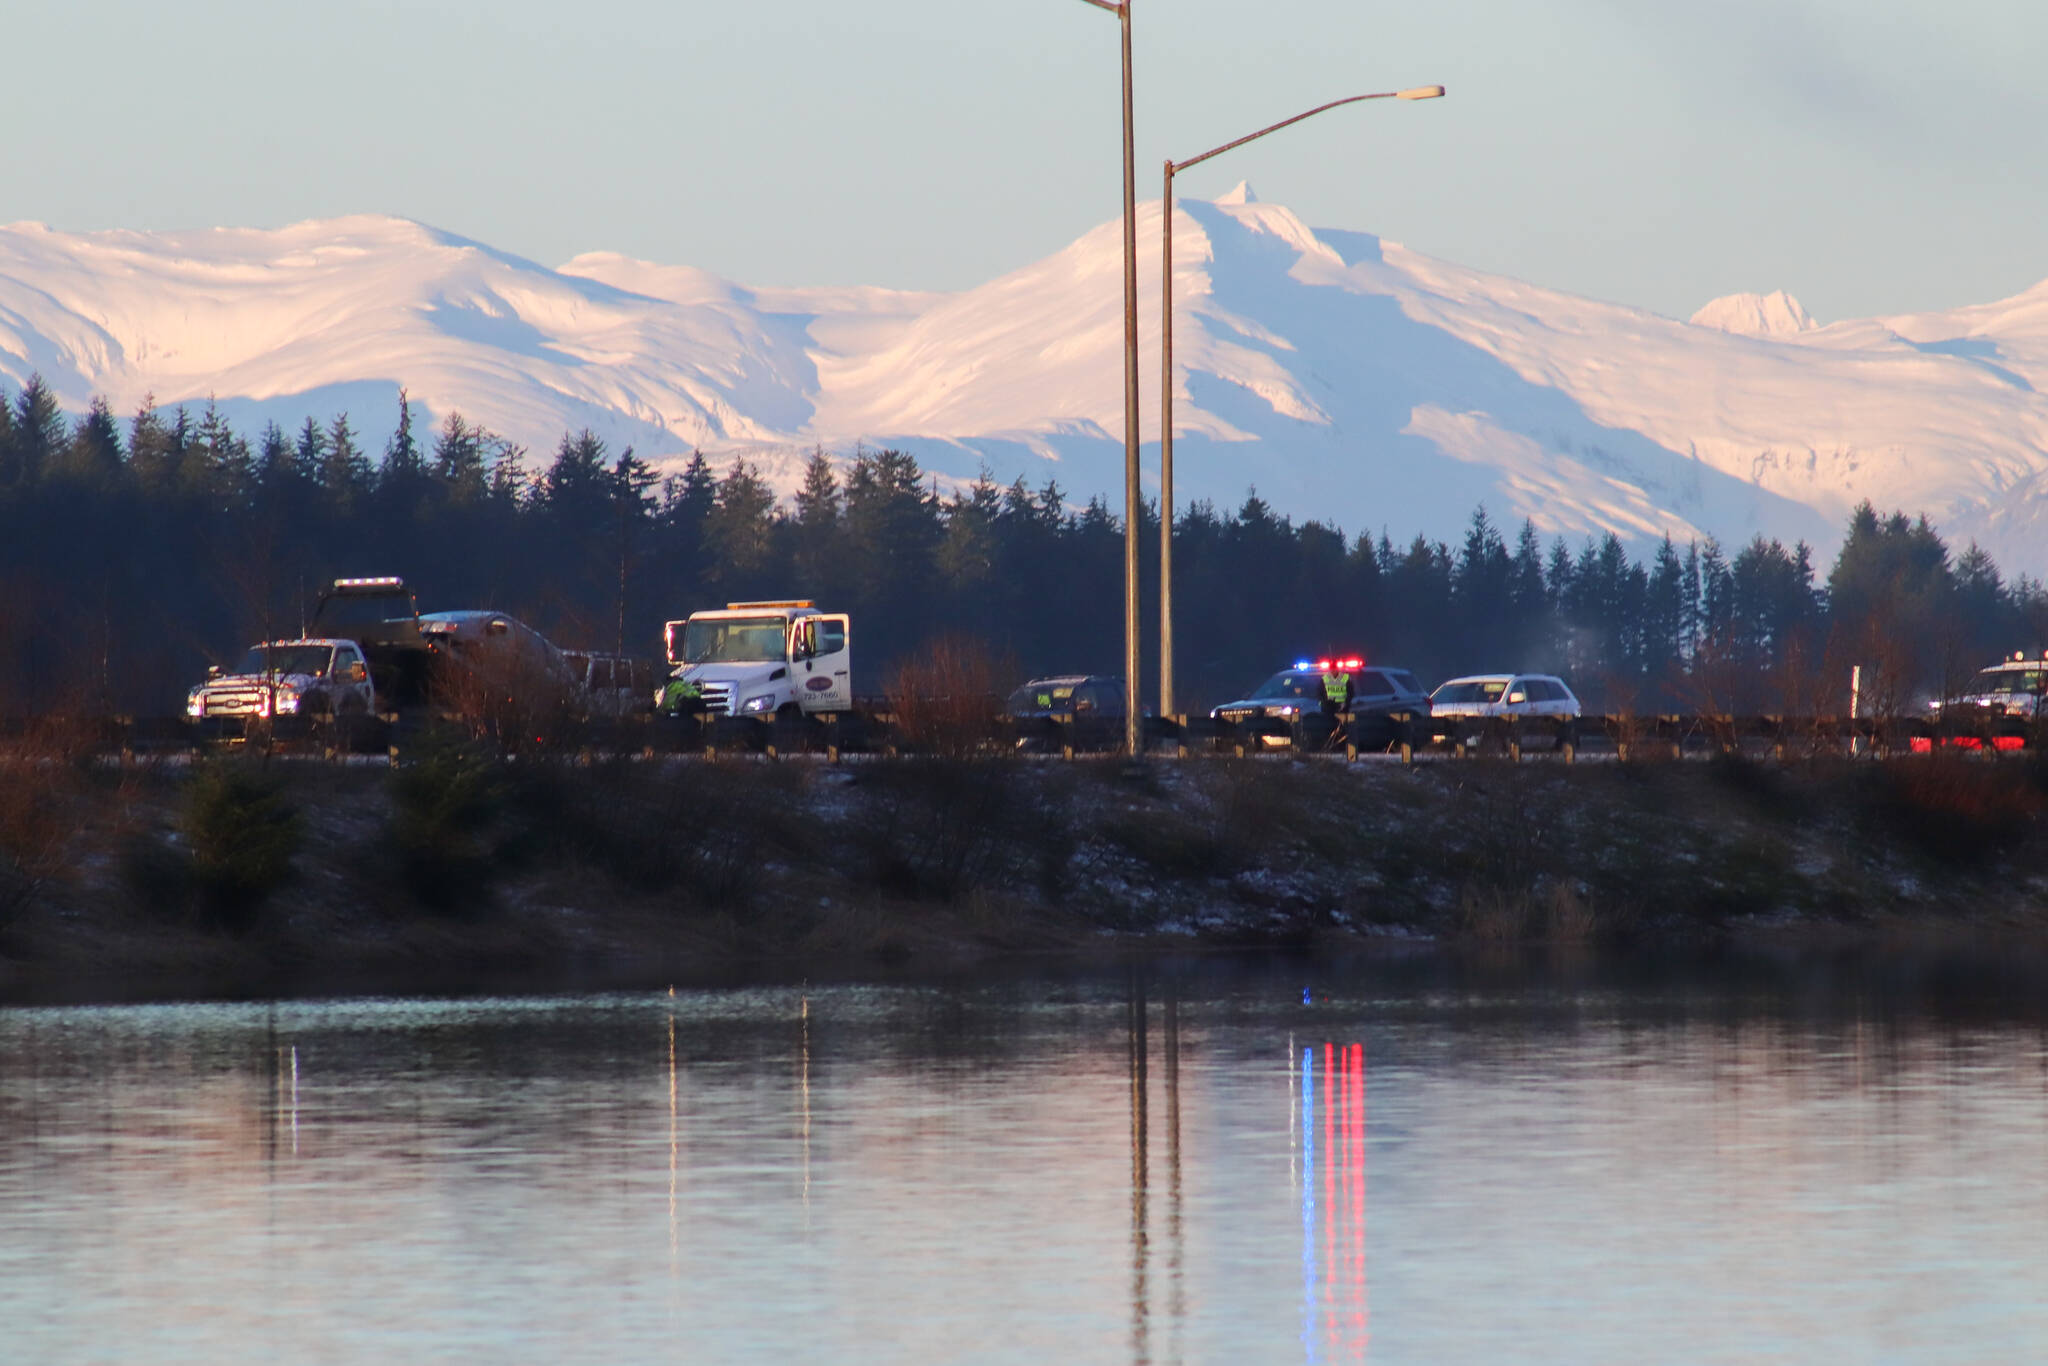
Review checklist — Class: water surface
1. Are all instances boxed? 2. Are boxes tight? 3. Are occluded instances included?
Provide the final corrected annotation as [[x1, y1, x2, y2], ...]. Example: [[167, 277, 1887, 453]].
[[3, 957, 2045, 1363]]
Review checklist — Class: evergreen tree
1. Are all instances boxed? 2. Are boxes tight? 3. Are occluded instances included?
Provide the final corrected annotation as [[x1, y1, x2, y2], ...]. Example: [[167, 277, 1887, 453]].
[[378, 387, 430, 507], [1509, 520, 1549, 619], [705, 457, 776, 585], [1644, 536, 1687, 686], [0, 378, 15, 480], [431, 411, 487, 504], [128, 394, 177, 488], [843, 448, 941, 614], [254, 421, 296, 490], [937, 466, 1003, 601], [789, 447, 845, 592], [320, 413, 372, 510], [6, 374, 66, 487], [484, 434, 531, 512], [538, 429, 612, 532], [1698, 538, 1732, 644], [1452, 507, 1513, 662], [292, 416, 328, 484], [58, 396, 125, 485], [191, 398, 252, 498]]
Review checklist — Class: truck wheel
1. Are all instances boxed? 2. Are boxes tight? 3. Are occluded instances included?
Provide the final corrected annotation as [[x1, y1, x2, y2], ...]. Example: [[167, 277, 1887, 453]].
[[771, 706, 811, 754]]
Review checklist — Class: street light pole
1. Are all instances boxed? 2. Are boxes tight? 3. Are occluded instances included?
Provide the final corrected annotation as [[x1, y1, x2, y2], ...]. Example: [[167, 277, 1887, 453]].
[[1157, 85, 1442, 721], [1079, 0, 1143, 757]]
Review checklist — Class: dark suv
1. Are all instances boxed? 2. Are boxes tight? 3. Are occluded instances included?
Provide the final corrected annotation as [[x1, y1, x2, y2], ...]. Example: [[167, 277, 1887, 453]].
[[1005, 674, 1126, 751], [1344, 666, 1432, 749]]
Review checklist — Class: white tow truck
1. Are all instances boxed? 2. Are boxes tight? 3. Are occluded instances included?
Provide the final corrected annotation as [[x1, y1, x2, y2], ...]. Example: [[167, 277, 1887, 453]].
[[1930, 651, 2046, 723], [657, 601, 852, 721]]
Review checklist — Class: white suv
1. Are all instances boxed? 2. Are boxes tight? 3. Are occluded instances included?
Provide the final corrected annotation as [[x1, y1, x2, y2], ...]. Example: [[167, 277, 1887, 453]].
[[1430, 674, 1581, 733]]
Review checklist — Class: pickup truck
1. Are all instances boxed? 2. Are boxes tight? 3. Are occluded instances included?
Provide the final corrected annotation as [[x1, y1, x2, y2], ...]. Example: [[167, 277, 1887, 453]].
[[185, 639, 376, 725]]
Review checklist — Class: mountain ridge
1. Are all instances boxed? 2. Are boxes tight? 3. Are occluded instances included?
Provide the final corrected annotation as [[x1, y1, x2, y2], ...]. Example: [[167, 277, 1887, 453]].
[[4, 201, 2047, 573]]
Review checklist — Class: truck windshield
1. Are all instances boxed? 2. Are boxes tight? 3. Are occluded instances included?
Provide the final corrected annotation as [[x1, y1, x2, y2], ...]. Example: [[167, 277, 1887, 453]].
[[1973, 668, 2043, 695], [682, 617, 788, 665], [233, 645, 333, 677]]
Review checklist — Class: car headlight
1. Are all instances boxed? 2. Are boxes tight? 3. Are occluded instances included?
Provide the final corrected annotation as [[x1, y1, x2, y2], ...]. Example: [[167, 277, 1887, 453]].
[[273, 685, 302, 714], [1276, 705, 1297, 717], [186, 689, 206, 718], [740, 693, 777, 714]]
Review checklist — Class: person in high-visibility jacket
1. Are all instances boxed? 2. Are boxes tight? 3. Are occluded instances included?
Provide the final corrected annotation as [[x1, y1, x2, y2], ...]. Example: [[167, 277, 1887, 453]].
[[659, 677, 703, 713], [1318, 669, 1350, 747], [1321, 669, 1350, 712]]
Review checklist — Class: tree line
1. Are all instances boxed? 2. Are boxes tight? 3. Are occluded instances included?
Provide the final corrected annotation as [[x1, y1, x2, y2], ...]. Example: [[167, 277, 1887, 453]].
[[1, 373, 2043, 716]]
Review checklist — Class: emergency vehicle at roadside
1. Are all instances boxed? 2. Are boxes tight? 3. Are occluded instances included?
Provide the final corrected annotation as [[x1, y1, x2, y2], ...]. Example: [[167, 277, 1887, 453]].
[[657, 601, 853, 722], [1935, 652, 2047, 722], [1210, 657, 1381, 749]]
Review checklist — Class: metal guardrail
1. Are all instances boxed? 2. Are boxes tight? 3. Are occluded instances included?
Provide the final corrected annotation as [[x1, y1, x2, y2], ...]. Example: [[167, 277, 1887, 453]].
[[2, 709, 2038, 765]]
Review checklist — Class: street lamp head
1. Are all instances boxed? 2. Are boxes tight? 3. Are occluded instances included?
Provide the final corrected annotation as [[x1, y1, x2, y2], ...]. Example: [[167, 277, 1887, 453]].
[[1396, 85, 1446, 100]]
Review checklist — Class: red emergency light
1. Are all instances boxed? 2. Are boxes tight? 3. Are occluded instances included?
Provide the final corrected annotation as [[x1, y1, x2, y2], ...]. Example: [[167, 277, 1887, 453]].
[[1313, 656, 1365, 672]]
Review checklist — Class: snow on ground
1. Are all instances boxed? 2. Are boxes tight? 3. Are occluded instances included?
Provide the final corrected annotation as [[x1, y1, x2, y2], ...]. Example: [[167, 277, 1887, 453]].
[[5, 192, 2048, 572]]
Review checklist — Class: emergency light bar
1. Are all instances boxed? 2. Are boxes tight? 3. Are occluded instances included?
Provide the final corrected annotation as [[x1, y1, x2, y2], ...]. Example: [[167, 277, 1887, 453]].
[[1310, 656, 1365, 672], [725, 600, 814, 610], [332, 576, 406, 589]]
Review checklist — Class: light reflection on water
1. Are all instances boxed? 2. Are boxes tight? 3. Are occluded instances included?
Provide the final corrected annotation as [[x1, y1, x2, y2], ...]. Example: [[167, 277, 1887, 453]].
[[1, 966, 2046, 1363]]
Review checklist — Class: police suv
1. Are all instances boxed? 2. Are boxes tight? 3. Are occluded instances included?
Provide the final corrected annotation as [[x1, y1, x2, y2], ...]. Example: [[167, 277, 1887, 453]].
[[1211, 657, 1423, 749]]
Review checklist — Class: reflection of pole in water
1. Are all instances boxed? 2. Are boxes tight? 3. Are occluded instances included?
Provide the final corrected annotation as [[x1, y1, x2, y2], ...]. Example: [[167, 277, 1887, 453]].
[[1164, 993, 1184, 1362], [1301, 1041, 1368, 1364], [289, 1044, 299, 1158], [1288, 1032, 1298, 1189], [668, 988, 679, 1283], [1300, 1046, 1316, 1361], [800, 993, 812, 1219], [1129, 975, 1150, 1366], [1349, 1043, 1367, 1360]]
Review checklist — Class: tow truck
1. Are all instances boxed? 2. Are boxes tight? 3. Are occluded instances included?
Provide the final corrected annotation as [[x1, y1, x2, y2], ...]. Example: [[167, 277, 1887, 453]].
[[1918, 650, 2046, 751], [657, 601, 853, 741], [307, 576, 434, 706], [1941, 651, 2047, 722]]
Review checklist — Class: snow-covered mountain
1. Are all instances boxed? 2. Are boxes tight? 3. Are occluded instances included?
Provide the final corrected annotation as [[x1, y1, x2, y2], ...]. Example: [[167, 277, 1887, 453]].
[[5, 190, 2048, 574]]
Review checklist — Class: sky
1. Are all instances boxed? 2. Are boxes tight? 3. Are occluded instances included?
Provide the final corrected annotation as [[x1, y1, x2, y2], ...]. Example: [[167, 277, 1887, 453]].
[[6, 0, 2046, 325]]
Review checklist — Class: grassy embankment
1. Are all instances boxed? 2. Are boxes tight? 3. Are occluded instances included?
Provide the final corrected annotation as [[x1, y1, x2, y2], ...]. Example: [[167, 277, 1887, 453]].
[[3, 731, 2047, 998]]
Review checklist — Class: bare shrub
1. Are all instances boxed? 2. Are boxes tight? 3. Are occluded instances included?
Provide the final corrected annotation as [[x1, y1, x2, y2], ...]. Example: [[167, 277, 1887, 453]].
[[511, 758, 790, 910], [1543, 883, 1598, 941], [861, 759, 1026, 902], [429, 637, 575, 753], [0, 745, 79, 933], [1453, 885, 1530, 941], [0, 665, 105, 931], [1868, 758, 2044, 867], [887, 637, 1011, 758]]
